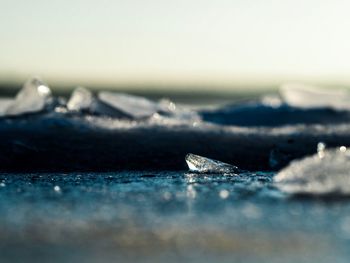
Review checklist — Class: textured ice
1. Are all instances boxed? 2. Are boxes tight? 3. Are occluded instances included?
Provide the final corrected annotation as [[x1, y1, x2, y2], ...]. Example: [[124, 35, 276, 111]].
[[67, 86, 94, 112], [280, 83, 350, 110], [274, 146, 350, 195], [185, 153, 239, 174], [98, 91, 168, 119], [5, 77, 53, 116]]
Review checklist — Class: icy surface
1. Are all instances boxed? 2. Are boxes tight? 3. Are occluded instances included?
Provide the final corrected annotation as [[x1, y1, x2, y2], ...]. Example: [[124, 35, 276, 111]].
[[5, 77, 52, 116], [98, 91, 168, 119], [0, 171, 349, 263], [186, 153, 239, 174], [280, 83, 350, 110], [274, 146, 350, 195]]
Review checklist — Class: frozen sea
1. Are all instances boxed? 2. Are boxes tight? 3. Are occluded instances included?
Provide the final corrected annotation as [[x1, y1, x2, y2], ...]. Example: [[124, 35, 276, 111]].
[[0, 171, 350, 263], [2, 80, 350, 262]]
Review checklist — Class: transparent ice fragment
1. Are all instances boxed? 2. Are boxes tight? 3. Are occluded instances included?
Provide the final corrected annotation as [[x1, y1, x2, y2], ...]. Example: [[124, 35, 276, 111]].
[[67, 86, 94, 112], [280, 83, 350, 110], [274, 146, 350, 195], [98, 92, 166, 119], [185, 153, 239, 174], [67, 88, 129, 117], [5, 77, 52, 116]]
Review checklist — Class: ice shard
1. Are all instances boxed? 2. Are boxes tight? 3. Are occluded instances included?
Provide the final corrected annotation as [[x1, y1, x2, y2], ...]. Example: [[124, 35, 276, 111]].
[[274, 146, 350, 195], [5, 77, 53, 116], [98, 92, 167, 119], [67, 87, 94, 112], [67, 87, 133, 118], [280, 83, 350, 110], [185, 153, 239, 174]]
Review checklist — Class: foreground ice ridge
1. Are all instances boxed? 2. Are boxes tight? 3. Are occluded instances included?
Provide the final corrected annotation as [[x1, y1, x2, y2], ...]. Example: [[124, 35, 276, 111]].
[[185, 153, 239, 174], [5, 77, 53, 116], [274, 145, 350, 195]]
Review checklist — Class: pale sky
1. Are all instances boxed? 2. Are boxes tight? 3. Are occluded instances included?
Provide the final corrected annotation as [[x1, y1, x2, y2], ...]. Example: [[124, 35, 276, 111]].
[[1, 0, 350, 86]]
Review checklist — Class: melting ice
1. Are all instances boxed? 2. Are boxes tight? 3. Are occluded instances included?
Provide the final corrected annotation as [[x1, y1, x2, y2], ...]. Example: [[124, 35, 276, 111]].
[[274, 145, 350, 195], [185, 153, 239, 174]]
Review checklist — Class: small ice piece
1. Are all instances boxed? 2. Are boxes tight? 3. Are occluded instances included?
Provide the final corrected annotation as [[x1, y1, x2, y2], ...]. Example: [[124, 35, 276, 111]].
[[5, 77, 52, 116], [67, 86, 94, 112], [280, 83, 350, 110], [317, 142, 326, 158], [54, 185, 61, 192], [98, 92, 165, 119], [185, 153, 239, 174], [159, 98, 177, 112], [274, 147, 350, 195]]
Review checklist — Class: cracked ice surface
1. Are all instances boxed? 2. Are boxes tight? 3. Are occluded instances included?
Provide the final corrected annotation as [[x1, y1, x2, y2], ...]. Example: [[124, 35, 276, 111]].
[[5, 77, 53, 116], [185, 153, 239, 174], [274, 145, 350, 195]]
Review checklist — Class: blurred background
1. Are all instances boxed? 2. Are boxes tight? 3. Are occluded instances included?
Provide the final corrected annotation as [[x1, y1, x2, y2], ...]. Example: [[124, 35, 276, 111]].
[[1, 0, 350, 101]]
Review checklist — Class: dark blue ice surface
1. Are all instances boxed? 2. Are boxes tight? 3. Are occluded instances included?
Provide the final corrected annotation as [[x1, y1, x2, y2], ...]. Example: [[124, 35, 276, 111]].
[[0, 171, 349, 263]]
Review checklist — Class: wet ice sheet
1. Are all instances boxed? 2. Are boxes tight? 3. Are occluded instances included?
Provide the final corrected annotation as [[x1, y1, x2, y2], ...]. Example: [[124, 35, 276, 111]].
[[0, 171, 350, 263]]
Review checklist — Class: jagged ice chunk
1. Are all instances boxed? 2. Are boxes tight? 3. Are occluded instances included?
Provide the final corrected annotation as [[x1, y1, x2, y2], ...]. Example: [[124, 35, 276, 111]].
[[67, 87, 94, 112], [5, 78, 52, 116], [274, 146, 350, 195], [98, 92, 167, 119], [185, 153, 239, 174]]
